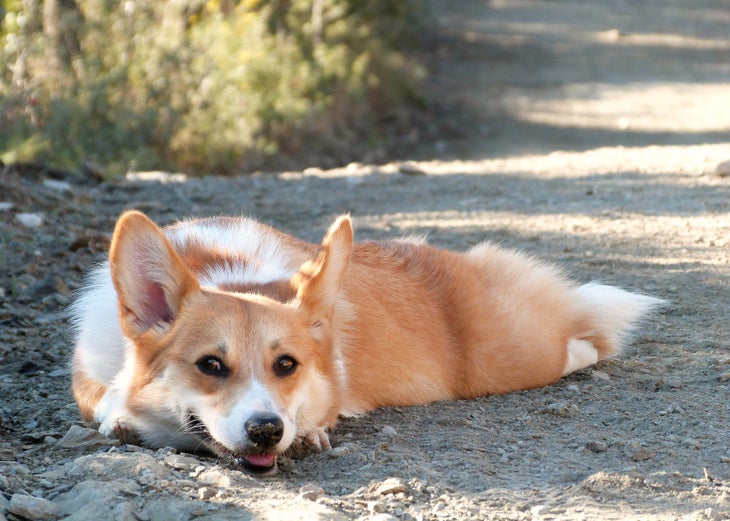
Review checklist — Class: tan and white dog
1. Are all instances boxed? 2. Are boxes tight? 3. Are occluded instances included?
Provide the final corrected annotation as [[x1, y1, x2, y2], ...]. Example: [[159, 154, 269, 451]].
[[71, 211, 662, 473]]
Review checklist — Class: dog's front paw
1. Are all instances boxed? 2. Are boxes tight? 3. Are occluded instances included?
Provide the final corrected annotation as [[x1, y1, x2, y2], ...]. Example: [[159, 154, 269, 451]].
[[98, 412, 141, 445], [307, 427, 331, 452], [102, 417, 141, 445]]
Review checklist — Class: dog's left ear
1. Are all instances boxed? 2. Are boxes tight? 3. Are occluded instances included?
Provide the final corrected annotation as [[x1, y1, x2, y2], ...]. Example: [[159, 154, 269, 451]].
[[292, 215, 353, 330]]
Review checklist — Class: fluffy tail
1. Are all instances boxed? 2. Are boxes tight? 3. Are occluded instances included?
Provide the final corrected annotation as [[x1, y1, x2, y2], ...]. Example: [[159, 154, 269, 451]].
[[563, 282, 666, 376]]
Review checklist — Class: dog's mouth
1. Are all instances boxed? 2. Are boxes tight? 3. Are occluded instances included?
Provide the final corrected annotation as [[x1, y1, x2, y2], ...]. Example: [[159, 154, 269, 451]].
[[187, 415, 278, 475]]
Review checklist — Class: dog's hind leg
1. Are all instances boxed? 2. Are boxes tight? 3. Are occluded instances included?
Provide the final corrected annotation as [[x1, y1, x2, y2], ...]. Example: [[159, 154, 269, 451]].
[[562, 339, 599, 376]]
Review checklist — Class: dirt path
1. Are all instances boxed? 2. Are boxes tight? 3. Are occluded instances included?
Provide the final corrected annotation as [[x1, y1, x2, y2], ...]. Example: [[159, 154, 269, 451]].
[[1, 1, 729, 520]]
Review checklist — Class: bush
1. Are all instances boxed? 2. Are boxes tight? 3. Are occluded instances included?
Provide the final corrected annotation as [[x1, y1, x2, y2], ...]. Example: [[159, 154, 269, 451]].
[[0, 0, 425, 176]]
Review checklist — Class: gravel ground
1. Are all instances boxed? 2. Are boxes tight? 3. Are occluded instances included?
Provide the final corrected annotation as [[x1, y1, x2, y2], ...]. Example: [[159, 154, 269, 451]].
[[1, 0, 729, 520]]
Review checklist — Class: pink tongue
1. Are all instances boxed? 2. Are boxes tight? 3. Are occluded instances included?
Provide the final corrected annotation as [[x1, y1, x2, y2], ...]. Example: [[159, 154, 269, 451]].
[[246, 453, 276, 468]]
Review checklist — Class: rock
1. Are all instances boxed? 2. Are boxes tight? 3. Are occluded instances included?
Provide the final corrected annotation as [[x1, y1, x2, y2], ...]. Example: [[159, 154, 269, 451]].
[[591, 370, 611, 381], [327, 443, 353, 458], [715, 160, 730, 177], [543, 401, 579, 417], [197, 468, 232, 488], [0, 461, 32, 483], [111, 502, 138, 521], [531, 505, 550, 517], [0, 444, 16, 461], [198, 487, 217, 500], [368, 501, 388, 513], [163, 453, 200, 471], [8, 494, 58, 520], [66, 452, 172, 481], [397, 161, 426, 176], [299, 483, 325, 501], [682, 438, 702, 449], [142, 498, 218, 521], [126, 171, 187, 183], [16, 212, 44, 228], [0, 202, 13, 212], [369, 477, 409, 496], [57, 425, 120, 449], [0, 493, 9, 514], [47, 367, 70, 378], [42, 179, 72, 192], [586, 441, 609, 453], [55, 480, 141, 520], [625, 440, 655, 461], [381, 425, 399, 437]]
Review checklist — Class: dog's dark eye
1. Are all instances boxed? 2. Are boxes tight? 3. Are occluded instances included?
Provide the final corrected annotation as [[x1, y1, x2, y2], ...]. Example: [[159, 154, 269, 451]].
[[273, 355, 298, 377], [195, 356, 230, 377]]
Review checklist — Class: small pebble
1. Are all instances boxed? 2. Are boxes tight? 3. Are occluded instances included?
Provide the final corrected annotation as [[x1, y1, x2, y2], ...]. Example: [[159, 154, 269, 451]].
[[327, 444, 352, 458], [531, 505, 550, 517], [625, 440, 655, 461], [543, 401, 579, 417], [381, 425, 398, 437], [370, 477, 409, 496], [398, 161, 426, 176], [198, 487, 216, 500], [368, 501, 388, 513], [0, 202, 13, 211], [299, 483, 324, 501], [682, 438, 702, 449], [715, 160, 730, 177], [16, 213, 44, 228], [591, 370, 611, 381], [42, 179, 72, 192], [586, 441, 609, 453]]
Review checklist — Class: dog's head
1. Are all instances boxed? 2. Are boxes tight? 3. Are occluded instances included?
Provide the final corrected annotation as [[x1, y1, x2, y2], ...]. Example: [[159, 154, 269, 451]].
[[109, 211, 352, 474]]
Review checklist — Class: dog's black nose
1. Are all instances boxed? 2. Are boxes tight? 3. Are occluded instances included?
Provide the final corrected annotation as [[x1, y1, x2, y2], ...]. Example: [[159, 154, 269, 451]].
[[245, 415, 284, 447]]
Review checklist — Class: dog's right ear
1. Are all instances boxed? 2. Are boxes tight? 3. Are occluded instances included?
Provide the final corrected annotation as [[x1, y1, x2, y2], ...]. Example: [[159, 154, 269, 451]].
[[109, 211, 199, 339], [291, 215, 353, 333]]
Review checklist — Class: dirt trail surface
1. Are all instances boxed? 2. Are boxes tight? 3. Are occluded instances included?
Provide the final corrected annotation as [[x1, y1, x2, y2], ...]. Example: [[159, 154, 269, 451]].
[[1, 0, 729, 519]]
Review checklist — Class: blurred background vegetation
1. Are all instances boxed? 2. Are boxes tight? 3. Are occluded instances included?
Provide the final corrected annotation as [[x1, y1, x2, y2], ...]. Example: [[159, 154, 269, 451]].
[[0, 0, 426, 176]]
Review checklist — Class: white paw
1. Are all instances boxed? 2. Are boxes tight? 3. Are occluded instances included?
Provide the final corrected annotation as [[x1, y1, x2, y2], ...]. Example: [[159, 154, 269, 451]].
[[94, 389, 139, 443], [307, 427, 331, 452]]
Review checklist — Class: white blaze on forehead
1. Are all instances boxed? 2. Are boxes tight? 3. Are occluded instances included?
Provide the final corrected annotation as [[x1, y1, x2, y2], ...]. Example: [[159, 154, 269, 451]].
[[201, 379, 296, 452], [165, 218, 299, 287]]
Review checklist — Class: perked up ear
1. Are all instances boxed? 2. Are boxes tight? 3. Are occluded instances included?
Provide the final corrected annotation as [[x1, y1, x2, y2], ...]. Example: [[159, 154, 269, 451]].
[[109, 210, 199, 338], [292, 215, 353, 324]]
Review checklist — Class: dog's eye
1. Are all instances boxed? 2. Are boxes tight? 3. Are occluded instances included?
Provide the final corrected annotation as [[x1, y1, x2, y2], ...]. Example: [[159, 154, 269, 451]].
[[273, 355, 298, 377], [195, 356, 230, 377]]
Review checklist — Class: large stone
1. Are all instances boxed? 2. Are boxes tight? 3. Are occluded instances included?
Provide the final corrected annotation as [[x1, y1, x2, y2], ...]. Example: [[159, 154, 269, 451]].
[[55, 480, 141, 521], [56, 425, 119, 449], [8, 494, 58, 520], [66, 451, 173, 481]]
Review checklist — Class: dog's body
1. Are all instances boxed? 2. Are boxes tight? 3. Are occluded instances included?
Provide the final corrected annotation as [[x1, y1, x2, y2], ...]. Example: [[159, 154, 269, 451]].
[[71, 211, 662, 473]]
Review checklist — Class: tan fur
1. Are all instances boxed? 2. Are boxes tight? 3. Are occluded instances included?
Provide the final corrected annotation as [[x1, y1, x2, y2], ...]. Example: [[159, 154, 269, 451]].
[[71, 361, 106, 422]]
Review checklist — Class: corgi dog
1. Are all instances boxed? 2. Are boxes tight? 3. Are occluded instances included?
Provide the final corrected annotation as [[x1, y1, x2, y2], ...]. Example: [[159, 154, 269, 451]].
[[71, 210, 662, 474]]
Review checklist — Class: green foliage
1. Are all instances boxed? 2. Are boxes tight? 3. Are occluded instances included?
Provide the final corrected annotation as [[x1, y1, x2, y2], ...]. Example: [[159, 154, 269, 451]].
[[0, 0, 424, 176]]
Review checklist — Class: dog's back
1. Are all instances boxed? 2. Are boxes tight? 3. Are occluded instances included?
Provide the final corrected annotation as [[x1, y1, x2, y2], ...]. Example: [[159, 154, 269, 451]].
[[331, 239, 663, 413]]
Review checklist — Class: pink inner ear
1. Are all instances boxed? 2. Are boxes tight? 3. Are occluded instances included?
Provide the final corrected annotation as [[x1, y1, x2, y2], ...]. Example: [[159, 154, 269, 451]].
[[136, 279, 173, 329]]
